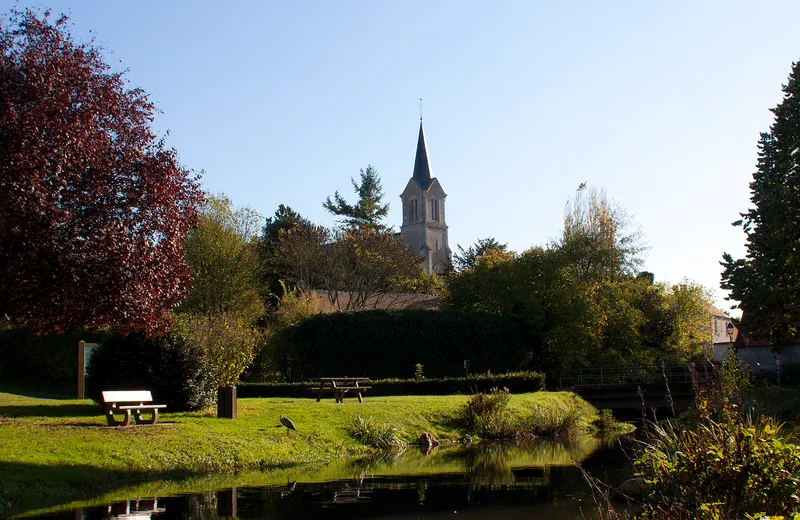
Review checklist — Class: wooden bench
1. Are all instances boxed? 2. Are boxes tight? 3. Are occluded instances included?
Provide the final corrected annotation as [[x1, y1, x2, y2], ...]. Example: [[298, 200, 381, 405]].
[[308, 377, 372, 403], [102, 390, 167, 426]]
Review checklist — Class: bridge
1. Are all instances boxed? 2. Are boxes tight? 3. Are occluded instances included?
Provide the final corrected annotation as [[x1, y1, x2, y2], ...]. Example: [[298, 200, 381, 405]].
[[558, 364, 708, 415]]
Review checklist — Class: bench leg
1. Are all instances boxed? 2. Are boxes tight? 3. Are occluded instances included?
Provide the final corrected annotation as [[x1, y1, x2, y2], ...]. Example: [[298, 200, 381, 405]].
[[106, 408, 132, 427], [134, 408, 159, 425], [357, 392, 363, 403]]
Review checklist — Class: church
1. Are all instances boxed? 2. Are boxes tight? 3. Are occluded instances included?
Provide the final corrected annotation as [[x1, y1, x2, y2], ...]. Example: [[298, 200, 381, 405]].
[[399, 120, 451, 274]]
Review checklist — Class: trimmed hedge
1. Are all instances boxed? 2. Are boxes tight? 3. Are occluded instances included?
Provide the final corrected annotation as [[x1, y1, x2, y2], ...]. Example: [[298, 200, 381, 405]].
[[270, 309, 551, 382], [0, 328, 103, 393], [237, 371, 546, 398]]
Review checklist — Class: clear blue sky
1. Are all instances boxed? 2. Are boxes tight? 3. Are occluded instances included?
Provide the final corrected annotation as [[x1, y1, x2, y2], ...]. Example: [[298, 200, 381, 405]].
[[10, 1, 800, 313]]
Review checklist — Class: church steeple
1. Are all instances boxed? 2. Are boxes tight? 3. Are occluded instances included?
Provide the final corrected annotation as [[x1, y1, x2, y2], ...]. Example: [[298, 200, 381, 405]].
[[400, 119, 451, 274], [412, 121, 432, 189]]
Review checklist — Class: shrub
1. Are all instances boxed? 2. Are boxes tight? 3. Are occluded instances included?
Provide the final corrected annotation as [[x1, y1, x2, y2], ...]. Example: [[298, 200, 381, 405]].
[[175, 313, 263, 388], [631, 343, 800, 518], [462, 387, 513, 439], [348, 415, 407, 451], [634, 415, 800, 518], [86, 332, 217, 411]]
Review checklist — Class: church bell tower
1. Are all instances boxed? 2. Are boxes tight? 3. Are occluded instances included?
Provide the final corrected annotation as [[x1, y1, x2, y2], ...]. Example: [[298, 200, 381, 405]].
[[399, 120, 451, 274]]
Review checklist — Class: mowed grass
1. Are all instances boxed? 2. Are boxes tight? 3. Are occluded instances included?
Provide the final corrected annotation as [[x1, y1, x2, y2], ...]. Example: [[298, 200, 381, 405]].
[[0, 390, 601, 516]]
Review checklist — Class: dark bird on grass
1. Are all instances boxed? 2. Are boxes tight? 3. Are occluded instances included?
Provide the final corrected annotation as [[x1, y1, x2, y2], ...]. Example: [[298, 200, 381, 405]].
[[279, 415, 297, 433]]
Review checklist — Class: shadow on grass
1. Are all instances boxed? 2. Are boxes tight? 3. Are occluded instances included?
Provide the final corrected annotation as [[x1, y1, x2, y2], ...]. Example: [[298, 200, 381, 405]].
[[0, 382, 75, 400], [0, 402, 101, 419], [0, 461, 195, 518]]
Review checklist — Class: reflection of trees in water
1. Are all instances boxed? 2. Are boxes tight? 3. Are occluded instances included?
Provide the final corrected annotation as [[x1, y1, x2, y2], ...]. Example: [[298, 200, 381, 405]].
[[463, 442, 517, 486]]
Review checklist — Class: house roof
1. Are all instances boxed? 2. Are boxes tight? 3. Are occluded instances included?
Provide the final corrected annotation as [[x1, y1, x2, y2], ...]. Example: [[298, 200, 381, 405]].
[[412, 121, 433, 190]]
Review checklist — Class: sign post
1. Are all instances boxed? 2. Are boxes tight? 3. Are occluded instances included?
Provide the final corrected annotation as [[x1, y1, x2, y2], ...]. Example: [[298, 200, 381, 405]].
[[77, 341, 99, 399]]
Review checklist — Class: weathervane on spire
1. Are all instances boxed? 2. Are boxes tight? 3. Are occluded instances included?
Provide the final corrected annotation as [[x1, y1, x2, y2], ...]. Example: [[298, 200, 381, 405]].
[[419, 98, 423, 122]]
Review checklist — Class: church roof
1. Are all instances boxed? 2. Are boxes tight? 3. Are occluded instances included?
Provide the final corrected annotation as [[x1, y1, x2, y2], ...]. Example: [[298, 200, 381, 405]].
[[412, 121, 433, 190]]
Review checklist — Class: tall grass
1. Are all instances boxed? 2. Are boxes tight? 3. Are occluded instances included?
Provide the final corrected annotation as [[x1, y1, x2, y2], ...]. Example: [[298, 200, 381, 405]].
[[347, 415, 407, 451], [519, 404, 583, 440], [460, 388, 610, 440]]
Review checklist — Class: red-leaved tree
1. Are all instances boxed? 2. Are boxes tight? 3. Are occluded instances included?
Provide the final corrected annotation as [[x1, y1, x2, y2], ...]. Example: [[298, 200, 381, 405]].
[[0, 10, 203, 335]]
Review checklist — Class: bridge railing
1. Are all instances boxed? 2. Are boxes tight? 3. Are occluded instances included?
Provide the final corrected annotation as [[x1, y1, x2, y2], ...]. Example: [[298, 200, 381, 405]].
[[558, 363, 703, 388]]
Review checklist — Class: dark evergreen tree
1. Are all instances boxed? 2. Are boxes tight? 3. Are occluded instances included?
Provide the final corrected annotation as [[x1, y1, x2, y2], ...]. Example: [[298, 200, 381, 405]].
[[258, 205, 314, 305], [721, 61, 800, 343], [323, 165, 390, 232]]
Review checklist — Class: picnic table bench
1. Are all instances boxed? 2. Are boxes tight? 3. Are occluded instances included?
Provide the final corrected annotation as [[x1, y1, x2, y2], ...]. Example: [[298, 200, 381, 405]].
[[308, 377, 371, 403], [102, 390, 167, 426]]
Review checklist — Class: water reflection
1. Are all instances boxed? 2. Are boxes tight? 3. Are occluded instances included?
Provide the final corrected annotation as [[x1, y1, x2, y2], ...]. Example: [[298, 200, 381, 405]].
[[43, 438, 628, 519]]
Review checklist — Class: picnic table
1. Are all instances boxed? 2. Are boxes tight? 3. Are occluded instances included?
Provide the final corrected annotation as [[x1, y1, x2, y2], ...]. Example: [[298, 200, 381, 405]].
[[308, 377, 371, 403]]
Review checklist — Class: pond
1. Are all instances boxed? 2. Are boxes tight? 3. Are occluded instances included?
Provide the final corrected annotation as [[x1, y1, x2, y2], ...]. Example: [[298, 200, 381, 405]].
[[39, 437, 632, 519]]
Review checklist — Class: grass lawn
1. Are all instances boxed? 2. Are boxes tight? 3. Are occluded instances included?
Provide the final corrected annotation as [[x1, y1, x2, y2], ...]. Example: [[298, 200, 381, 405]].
[[0, 390, 610, 517]]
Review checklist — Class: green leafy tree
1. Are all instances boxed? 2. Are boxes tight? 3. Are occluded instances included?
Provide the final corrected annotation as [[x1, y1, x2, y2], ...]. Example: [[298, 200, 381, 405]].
[[180, 194, 263, 323], [319, 228, 438, 310], [444, 187, 709, 372], [721, 61, 800, 344], [323, 165, 390, 232], [558, 184, 646, 283], [453, 238, 513, 272], [258, 204, 313, 304]]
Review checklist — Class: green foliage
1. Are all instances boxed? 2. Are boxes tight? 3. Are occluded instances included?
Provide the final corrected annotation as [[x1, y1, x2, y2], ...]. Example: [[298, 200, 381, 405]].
[[559, 184, 646, 283], [453, 238, 513, 272], [180, 194, 264, 322], [320, 228, 438, 310], [444, 227, 713, 371], [634, 416, 800, 519], [348, 415, 407, 451], [268, 309, 550, 381], [176, 313, 264, 388], [721, 61, 800, 344], [462, 387, 513, 439], [237, 372, 546, 398], [86, 332, 217, 411], [258, 204, 314, 304], [273, 281, 320, 328], [633, 345, 800, 518], [414, 363, 425, 380], [323, 165, 390, 232]]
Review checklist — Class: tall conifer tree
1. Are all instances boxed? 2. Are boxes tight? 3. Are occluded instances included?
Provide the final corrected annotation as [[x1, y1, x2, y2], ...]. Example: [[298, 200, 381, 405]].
[[722, 61, 800, 343]]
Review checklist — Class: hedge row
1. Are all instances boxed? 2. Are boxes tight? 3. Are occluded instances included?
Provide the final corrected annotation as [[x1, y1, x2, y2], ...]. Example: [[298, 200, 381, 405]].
[[237, 371, 546, 398], [269, 309, 552, 382], [0, 328, 103, 392]]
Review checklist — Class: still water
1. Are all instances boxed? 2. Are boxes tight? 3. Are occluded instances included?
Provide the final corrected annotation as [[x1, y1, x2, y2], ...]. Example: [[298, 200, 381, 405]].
[[42, 438, 631, 519]]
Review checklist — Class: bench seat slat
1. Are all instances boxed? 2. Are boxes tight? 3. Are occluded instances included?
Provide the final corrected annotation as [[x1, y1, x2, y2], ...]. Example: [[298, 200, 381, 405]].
[[116, 404, 167, 410], [102, 390, 154, 403]]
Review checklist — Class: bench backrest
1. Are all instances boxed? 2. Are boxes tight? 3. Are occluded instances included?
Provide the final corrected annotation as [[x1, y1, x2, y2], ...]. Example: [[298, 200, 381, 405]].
[[102, 390, 154, 404]]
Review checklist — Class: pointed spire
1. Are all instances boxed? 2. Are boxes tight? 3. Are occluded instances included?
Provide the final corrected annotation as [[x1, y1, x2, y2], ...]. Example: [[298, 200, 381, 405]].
[[412, 121, 432, 189]]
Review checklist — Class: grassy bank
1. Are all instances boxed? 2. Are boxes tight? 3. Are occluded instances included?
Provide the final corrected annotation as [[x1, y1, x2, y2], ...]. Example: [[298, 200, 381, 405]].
[[0, 390, 625, 517]]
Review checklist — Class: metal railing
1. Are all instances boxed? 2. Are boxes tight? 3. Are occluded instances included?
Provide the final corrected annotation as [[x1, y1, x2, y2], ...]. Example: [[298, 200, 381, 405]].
[[558, 363, 702, 388]]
